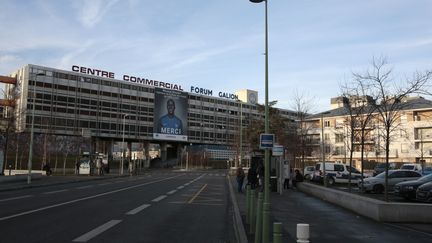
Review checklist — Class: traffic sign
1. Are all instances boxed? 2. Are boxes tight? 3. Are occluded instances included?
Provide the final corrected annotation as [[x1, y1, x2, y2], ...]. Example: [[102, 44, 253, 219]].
[[272, 145, 283, 156], [260, 133, 274, 149]]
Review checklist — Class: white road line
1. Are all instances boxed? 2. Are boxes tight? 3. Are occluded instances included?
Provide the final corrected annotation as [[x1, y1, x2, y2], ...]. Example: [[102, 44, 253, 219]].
[[167, 190, 177, 195], [72, 220, 122, 242], [152, 195, 167, 202], [76, 185, 93, 189], [43, 189, 68, 195], [0, 174, 183, 222], [177, 186, 184, 189], [0, 195, 33, 202], [384, 223, 432, 238], [98, 182, 111, 186], [126, 204, 151, 215]]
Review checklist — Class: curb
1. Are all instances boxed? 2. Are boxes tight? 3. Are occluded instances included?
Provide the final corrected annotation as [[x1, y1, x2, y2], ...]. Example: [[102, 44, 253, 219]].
[[227, 175, 248, 243], [0, 174, 130, 192]]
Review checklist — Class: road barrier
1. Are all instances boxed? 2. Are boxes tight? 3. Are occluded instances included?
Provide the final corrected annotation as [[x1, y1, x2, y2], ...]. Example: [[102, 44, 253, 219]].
[[254, 192, 263, 243], [296, 224, 310, 243], [273, 222, 282, 243]]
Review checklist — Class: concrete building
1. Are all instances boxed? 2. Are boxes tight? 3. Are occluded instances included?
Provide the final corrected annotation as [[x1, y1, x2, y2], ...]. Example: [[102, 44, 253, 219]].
[[301, 96, 432, 169], [1, 64, 297, 169]]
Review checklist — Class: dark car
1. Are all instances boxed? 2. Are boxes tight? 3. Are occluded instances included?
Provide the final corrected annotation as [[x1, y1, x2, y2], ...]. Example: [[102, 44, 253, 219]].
[[373, 163, 396, 176], [394, 174, 432, 200], [416, 181, 432, 203]]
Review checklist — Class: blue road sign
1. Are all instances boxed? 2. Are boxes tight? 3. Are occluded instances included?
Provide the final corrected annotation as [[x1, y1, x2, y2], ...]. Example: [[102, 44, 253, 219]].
[[260, 133, 274, 149]]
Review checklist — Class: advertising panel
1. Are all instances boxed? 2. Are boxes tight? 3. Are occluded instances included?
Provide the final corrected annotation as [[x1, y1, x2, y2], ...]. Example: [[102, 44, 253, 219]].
[[153, 87, 188, 141]]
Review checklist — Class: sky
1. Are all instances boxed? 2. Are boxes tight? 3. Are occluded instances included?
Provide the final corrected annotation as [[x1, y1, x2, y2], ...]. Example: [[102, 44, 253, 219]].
[[0, 0, 431, 113]]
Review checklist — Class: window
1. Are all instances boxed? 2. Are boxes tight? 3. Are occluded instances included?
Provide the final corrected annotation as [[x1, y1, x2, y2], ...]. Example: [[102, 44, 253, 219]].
[[324, 120, 330, 127], [334, 164, 344, 172], [324, 133, 330, 141], [335, 134, 344, 143]]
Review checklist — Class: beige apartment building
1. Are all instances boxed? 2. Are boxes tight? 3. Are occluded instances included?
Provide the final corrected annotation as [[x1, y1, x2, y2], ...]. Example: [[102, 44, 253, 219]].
[[301, 96, 432, 169]]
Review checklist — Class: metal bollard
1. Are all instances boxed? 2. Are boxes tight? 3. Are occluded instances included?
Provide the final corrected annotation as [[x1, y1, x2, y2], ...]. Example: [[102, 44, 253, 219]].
[[273, 222, 282, 243], [297, 224, 310, 243], [254, 192, 263, 243], [246, 185, 251, 224], [249, 189, 256, 234]]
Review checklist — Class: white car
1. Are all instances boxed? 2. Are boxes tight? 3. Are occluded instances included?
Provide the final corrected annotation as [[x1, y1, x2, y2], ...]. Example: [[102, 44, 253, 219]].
[[400, 163, 422, 174], [303, 166, 315, 180], [358, 170, 422, 193]]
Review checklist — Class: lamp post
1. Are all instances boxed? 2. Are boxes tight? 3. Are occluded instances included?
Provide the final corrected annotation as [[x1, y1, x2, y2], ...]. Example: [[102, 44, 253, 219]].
[[250, 0, 270, 242], [27, 72, 44, 184], [239, 102, 243, 168], [120, 114, 128, 175]]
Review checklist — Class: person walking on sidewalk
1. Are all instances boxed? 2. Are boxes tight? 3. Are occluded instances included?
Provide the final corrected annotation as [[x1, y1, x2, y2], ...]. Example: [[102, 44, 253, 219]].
[[292, 169, 304, 189], [236, 166, 245, 193], [283, 165, 291, 189]]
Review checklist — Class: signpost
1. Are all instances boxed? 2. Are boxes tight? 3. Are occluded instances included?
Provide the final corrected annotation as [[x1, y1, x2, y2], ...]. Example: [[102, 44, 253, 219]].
[[260, 134, 274, 149]]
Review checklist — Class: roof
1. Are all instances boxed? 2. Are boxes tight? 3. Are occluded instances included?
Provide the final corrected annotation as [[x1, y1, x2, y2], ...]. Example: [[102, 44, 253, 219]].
[[306, 97, 432, 120]]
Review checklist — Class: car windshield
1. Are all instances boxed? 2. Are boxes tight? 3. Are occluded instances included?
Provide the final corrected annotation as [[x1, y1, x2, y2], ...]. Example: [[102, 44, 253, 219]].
[[418, 174, 432, 182], [375, 172, 389, 178], [376, 164, 386, 168], [401, 165, 414, 170], [424, 167, 432, 171]]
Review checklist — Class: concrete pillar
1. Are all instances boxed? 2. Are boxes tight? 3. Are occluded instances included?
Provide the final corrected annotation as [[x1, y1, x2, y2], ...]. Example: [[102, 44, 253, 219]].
[[161, 142, 167, 162], [144, 141, 150, 168]]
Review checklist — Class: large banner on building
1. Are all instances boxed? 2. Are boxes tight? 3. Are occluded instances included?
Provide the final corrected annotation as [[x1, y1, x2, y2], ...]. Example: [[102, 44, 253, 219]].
[[153, 87, 188, 141]]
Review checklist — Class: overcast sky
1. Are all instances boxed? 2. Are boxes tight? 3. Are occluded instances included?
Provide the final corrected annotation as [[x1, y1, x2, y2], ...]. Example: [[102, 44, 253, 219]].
[[1, 0, 431, 112]]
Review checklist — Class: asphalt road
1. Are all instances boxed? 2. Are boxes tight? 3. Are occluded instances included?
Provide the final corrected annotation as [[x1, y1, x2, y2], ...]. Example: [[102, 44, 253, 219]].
[[0, 171, 234, 243]]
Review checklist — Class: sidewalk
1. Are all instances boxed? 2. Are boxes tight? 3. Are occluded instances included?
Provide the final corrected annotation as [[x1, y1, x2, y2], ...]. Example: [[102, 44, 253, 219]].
[[229, 175, 295, 242], [0, 170, 130, 192]]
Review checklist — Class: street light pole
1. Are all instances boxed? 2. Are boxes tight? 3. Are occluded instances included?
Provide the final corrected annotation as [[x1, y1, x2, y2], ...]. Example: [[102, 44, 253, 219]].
[[120, 114, 128, 175], [250, 0, 270, 242], [27, 73, 44, 184]]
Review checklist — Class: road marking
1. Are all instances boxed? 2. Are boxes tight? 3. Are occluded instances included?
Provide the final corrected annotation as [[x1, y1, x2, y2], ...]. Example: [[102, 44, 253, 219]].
[[98, 182, 111, 186], [0, 195, 33, 202], [167, 190, 177, 195], [0, 174, 183, 221], [43, 189, 68, 194], [177, 186, 184, 189], [152, 195, 167, 202], [72, 220, 122, 242], [126, 204, 151, 215], [76, 185, 94, 189], [188, 184, 207, 204], [384, 223, 432, 238]]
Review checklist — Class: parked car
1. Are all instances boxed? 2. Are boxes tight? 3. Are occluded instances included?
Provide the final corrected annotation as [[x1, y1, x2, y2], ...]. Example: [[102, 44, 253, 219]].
[[358, 170, 422, 193], [422, 166, 432, 176], [400, 163, 423, 174], [416, 181, 432, 203], [394, 174, 432, 200], [303, 166, 315, 180], [373, 163, 396, 176], [312, 162, 364, 185]]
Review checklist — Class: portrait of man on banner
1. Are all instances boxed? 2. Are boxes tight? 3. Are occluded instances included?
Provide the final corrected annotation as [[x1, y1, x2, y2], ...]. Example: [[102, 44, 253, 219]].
[[157, 98, 183, 135], [153, 88, 188, 141]]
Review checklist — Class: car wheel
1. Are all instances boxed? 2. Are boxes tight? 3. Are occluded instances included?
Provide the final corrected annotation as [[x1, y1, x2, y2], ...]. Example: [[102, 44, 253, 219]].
[[373, 184, 384, 194], [305, 174, 311, 180], [328, 177, 335, 186]]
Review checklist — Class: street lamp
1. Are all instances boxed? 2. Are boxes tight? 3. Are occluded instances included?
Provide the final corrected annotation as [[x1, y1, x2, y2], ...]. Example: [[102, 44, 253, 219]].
[[120, 114, 129, 175], [249, 0, 270, 242], [27, 72, 45, 184]]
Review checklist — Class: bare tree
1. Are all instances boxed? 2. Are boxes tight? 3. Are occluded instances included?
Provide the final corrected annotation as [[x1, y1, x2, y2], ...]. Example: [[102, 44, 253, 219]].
[[0, 84, 22, 174], [340, 81, 376, 192], [290, 90, 315, 171], [353, 57, 432, 201]]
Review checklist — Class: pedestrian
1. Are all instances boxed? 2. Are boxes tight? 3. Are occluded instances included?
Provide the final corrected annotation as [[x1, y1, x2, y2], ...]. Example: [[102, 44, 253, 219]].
[[236, 166, 245, 193], [292, 169, 304, 188], [96, 158, 103, 176], [43, 163, 52, 176], [247, 166, 258, 189], [257, 161, 265, 192], [283, 165, 290, 189]]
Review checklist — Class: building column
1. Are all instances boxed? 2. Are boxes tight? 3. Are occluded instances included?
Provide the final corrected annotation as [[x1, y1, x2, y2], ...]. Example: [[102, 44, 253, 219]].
[[161, 142, 167, 162]]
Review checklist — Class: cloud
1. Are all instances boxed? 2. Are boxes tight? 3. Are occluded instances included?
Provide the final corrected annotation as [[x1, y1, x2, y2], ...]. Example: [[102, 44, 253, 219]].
[[77, 0, 119, 28]]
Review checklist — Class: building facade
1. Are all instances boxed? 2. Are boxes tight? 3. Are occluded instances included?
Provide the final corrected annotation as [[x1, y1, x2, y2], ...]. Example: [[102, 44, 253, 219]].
[[1, 64, 297, 168], [301, 96, 432, 169]]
